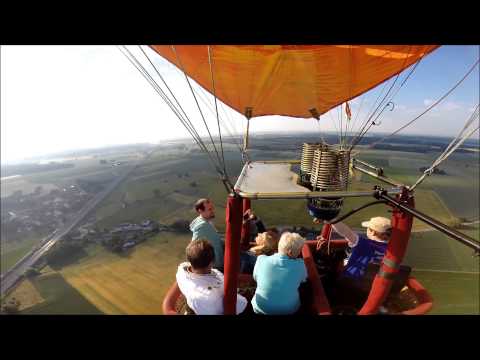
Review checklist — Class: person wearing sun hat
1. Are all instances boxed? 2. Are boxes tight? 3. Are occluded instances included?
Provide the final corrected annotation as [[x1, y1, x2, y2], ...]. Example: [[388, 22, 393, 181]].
[[316, 217, 392, 280], [315, 217, 393, 311]]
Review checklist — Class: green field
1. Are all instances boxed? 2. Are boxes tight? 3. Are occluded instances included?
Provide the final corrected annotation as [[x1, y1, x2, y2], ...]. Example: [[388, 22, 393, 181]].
[[7, 142, 478, 315], [1, 176, 59, 198], [411, 271, 479, 315], [21, 272, 102, 314], [0, 152, 143, 275], [58, 232, 190, 314], [1, 230, 51, 274], [356, 149, 479, 220]]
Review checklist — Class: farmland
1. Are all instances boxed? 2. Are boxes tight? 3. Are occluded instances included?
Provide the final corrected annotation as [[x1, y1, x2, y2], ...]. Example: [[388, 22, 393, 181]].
[[2, 134, 479, 315], [1, 147, 147, 275]]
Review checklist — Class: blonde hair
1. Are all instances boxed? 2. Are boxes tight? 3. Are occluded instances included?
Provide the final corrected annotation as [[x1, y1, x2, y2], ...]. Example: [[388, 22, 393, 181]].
[[278, 232, 305, 258], [250, 231, 279, 256]]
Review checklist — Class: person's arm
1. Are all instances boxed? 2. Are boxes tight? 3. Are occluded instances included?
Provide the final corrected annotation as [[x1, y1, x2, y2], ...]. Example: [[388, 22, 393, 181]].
[[301, 261, 308, 283], [253, 255, 264, 281], [236, 293, 248, 314], [244, 209, 266, 233], [331, 222, 359, 247], [254, 218, 266, 233]]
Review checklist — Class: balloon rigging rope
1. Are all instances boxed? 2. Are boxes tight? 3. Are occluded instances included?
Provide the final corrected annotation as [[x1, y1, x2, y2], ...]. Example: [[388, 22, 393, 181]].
[[363, 58, 480, 152], [118, 46, 225, 179], [170, 46, 225, 171]]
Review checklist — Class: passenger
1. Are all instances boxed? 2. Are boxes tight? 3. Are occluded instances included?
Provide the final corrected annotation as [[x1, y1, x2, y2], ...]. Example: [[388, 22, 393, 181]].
[[176, 239, 248, 315], [239, 210, 279, 273], [252, 232, 307, 315], [190, 198, 225, 271], [243, 208, 267, 236], [316, 217, 392, 309], [316, 217, 392, 280], [249, 230, 279, 256]]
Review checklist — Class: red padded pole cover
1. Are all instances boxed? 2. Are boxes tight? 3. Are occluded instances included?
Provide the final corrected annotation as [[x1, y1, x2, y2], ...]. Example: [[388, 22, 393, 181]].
[[240, 198, 251, 250], [223, 194, 243, 315], [358, 193, 414, 315]]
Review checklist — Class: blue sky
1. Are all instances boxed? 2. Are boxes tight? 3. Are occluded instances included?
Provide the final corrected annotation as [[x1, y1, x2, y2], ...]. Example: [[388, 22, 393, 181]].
[[1, 45, 478, 163]]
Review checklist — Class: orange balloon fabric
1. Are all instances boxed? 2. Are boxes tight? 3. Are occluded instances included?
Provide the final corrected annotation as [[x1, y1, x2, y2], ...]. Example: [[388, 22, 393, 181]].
[[150, 45, 439, 119]]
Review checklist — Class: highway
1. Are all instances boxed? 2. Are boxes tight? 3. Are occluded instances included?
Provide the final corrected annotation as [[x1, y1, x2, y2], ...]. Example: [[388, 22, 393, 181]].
[[0, 162, 141, 296]]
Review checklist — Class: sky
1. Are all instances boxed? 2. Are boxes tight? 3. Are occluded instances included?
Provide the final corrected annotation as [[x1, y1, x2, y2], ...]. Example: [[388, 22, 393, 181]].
[[1, 45, 479, 164]]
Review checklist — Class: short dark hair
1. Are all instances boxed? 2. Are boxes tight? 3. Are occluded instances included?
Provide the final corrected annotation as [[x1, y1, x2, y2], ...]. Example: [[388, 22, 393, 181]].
[[194, 198, 209, 212], [186, 239, 215, 269], [266, 227, 279, 234]]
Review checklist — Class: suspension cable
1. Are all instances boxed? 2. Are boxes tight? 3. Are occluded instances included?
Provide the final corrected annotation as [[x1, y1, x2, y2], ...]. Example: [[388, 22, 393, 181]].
[[193, 85, 244, 154], [125, 47, 210, 159], [349, 47, 413, 150], [207, 45, 228, 179], [171, 46, 225, 170], [137, 46, 208, 151], [410, 105, 479, 190], [126, 46, 203, 145], [118, 46, 225, 179], [349, 78, 392, 147], [354, 57, 424, 154], [347, 94, 366, 145], [366, 58, 480, 149]]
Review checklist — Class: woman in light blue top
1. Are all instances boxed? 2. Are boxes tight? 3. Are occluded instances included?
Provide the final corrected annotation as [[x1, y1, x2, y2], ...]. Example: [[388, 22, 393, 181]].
[[252, 232, 307, 315]]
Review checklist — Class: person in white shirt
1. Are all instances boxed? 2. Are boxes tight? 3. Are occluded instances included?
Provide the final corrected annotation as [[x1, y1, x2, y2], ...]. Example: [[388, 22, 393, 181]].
[[176, 238, 248, 315]]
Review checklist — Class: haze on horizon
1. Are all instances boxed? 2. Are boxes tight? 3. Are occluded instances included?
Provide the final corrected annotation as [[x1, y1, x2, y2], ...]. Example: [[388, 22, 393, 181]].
[[1, 45, 479, 164]]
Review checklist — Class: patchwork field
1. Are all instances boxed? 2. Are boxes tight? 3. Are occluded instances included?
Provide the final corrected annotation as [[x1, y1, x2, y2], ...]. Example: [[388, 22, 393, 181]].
[[2, 278, 45, 311], [1, 176, 59, 198], [5, 139, 478, 315], [20, 272, 102, 314], [59, 232, 190, 314], [1, 226, 53, 274], [411, 271, 479, 315]]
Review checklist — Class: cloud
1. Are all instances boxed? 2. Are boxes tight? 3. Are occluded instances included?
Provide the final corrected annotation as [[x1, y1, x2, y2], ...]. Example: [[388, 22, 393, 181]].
[[395, 104, 407, 111], [443, 101, 462, 111], [423, 99, 434, 106]]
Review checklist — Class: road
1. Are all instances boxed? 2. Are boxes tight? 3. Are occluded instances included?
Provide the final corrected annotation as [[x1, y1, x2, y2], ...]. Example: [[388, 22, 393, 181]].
[[1, 163, 140, 296]]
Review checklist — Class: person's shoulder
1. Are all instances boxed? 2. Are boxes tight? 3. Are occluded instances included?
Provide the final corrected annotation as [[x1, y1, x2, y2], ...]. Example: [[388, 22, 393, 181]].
[[176, 262, 189, 275], [211, 268, 224, 280], [291, 257, 306, 266], [257, 254, 268, 261], [191, 217, 211, 232]]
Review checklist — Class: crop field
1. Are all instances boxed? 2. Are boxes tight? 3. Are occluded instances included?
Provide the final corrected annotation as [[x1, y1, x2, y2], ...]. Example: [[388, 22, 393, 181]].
[[2, 277, 45, 311], [8, 138, 478, 315], [1, 176, 59, 198], [411, 271, 479, 314], [59, 232, 190, 314], [356, 149, 479, 220], [20, 272, 102, 314], [405, 227, 479, 273], [1, 236, 42, 274]]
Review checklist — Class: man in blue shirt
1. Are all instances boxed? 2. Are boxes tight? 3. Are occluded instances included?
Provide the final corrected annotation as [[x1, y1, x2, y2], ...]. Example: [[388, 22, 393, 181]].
[[190, 198, 262, 273], [190, 198, 225, 271], [252, 232, 307, 315]]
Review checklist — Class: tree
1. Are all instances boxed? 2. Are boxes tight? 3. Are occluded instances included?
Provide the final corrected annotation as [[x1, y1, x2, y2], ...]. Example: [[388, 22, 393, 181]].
[[190, 181, 197, 187], [105, 235, 124, 253], [170, 219, 190, 233], [153, 189, 161, 198]]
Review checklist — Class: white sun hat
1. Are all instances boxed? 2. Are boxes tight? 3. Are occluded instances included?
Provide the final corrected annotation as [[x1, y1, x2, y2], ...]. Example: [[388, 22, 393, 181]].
[[361, 217, 392, 233]]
